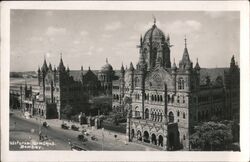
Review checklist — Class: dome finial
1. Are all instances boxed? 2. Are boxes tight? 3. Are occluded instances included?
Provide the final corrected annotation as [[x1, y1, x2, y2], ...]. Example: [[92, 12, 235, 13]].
[[184, 35, 187, 48], [153, 15, 156, 25]]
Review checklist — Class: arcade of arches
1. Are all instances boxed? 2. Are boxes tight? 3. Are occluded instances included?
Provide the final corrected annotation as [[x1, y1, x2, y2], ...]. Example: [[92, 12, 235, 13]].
[[130, 129, 164, 148]]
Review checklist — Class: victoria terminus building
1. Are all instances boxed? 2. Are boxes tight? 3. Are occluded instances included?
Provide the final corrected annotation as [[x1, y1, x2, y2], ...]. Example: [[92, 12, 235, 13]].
[[112, 21, 239, 150], [11, 20, 239, 151]]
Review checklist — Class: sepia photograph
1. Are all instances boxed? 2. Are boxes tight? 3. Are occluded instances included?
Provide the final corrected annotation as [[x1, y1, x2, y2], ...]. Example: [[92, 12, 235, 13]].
[[1, 1, 249, 162]]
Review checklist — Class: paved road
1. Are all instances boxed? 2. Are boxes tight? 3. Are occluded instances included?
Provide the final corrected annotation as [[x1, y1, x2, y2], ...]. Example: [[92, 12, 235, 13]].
[[10, 114, 159, 151]]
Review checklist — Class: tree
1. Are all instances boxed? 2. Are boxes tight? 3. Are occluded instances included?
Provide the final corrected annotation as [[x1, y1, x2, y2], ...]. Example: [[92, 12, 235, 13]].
[[61, 104, 73, 120], [190, 121, 233, 151]]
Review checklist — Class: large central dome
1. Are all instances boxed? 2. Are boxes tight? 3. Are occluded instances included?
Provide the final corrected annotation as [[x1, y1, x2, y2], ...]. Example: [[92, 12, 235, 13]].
[[143, 24, 166, 43]]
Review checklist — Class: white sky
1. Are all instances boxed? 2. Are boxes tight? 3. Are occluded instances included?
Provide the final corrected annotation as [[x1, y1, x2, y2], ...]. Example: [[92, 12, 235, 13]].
[[10, 10, 240, 72]]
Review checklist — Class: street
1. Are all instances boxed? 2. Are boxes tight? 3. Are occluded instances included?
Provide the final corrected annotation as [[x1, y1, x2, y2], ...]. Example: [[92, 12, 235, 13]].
[[9, 112, 159, 151]]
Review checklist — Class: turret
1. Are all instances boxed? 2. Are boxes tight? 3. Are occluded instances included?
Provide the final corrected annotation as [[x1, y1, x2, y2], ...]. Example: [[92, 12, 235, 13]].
[[121, 63, 125, 76], [129, 62, 135, 72], [49, 63, 52, 71], [194, 58, 201, 72], [41, 57, 48, 74], [67, 66, 70, 74], [179, 37, 193, 71], [38, 66, 41, 86], [230, 55, 236, 68], [53, 66, 57, 73], [171, 58, 177, 73], [58, 53, 66, 72]]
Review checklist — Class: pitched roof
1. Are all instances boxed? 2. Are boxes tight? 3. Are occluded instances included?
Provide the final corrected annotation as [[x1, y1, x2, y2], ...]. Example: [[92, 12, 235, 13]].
[[200, 68, 229, 85]]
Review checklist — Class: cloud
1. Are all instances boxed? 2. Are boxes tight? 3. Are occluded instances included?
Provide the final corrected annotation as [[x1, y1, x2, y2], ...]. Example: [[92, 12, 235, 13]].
[[45, 52, 51, 58], [104, 21, 122, 31], [73, 40, 80, 45], [46, 26, 66, 36], [97, 47, 104, 53], [129, 35, 140, 41], [80, 30, 88, 36], [163, 20, 202, 35], [30, 36, 43, 42], [101, 34, 112, 39], [86, 45, 94, 56], [134, 21, 161, 33], [204, 11, 224, 18]]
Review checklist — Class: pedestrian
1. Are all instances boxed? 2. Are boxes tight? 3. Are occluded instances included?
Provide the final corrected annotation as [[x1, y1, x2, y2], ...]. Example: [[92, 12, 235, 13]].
[[39, 130, 42, 140]]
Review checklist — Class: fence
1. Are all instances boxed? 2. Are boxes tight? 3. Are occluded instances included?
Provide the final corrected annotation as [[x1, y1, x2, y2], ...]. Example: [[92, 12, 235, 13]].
[[101, 120, 126, 134]]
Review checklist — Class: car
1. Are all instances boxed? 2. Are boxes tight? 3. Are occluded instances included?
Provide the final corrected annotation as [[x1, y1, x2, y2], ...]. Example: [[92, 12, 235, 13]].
[[91, 135, 98, 141], [71, 144, 87, 151], [84, 132, 89, 136], [71, 125, 79, 131], [78, 134, 88, 142], [61, 123, 69, 129], [24, 112, 31, 119], [42, 122, 49, 128]]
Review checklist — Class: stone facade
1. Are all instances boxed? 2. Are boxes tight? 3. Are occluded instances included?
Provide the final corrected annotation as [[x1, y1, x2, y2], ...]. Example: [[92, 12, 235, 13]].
[[112, 21, 240, 150]]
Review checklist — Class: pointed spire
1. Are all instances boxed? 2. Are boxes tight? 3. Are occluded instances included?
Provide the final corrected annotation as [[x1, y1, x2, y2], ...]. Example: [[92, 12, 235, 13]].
[[58, 53, 65, 71], [230, 55, 236, 67], [38, 66, 41, 73], [106, 58, 108, 64], [88, 66, 91, 71], [184, 35, 187, 48], [195, 58, 201, 70], [67, 65, 70, 73], [81, 66, 83, 71], [129, 62, 134, 71], [179, 36, 192, 69], [172, 58, 177, 70], [49, 63, 52, 70], [140, 34, 143, 45], [121, 63, 125, 73], [41, 57, 48, 72], [153, 15, 156, 25], [53, 65, 56, 72]]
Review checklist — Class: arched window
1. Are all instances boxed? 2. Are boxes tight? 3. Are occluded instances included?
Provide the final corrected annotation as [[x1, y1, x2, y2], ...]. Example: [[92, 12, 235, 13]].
[[157, 95, 160, 102], [151, 112, 154, 120], [155, 95, 157, 102], [135, 107, 140, 118], [171, 96, 174, 103], [167, 95, 170, 103], [151, 95, 154, 101], [177, 96, 180, 103], [145, 109, 149, 119], [169, 111, 174, 123], [158, 112, 162, 122], [183, 96, 185, 103], [183, 112, 186, 119], [154, 112, 157, 121], [160, 95, 163, 102], [160, 113, 163, 122], [177, 111, 180, 116], [178, 77, 185, 90]]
